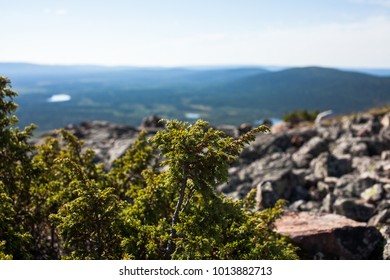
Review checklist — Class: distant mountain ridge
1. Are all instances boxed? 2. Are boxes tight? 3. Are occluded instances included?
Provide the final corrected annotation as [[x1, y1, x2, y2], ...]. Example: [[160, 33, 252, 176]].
[[209, 66, 390, 115], [1, 62, 389, 77], [0, 62, 268, 90], [1, 63, 390, 132]]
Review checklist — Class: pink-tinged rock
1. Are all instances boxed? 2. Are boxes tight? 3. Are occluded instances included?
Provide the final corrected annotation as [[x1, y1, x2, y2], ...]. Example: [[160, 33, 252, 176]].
[[271, 121, 290, 134], [275, 212, 384, 259]]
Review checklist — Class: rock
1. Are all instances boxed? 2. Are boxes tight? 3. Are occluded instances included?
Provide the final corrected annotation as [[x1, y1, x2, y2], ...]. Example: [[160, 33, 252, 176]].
[[298, 136, 328, 157], [262, 165, 307, 200], [289, 200, 321, 212], [292, 152, 312, 169], [365, 138, 390, 156], [289, 127, 318, 142], [380, 226, 390, 260], [334, 173, 378, 198], [288, 200, 306, 211], [331, 137, 351, 157], [271, 121, 290, 134], [350, 142, 369, 157], [309, 181, 329, 201], [292, 136, 328, 168], [380, 127, 390, 147], [275, 212, 384, 259], [259, 168, 294, 202], [290, 184, 310, 202], [332, 137, 386, 158], [368, 209, 390, 226], [316, 125, 341, 141], [385, 184, 390, 198], [377, 199, 390, 211], [311, 152, 352, 179], [320, 193, 336, 213], [351, 114, 381, 137], [233, 152, 296, 199], [353, 113, 375, 125], [59, 121, 139, 169], [238, 123, 252, 135], [352, 156, 378, 174], [217, 125, 239, 138], [383, 164, 390, 177], [332, 137, 371, 157], [333, 198, 375, 222], [240, 134, 293, 163], [140, 115, 164, 131], [256, 181, 278, 209], [361, 184, 384, 204], [381, 150, 390, 161], [240, 129, 319, 164], [108, 138, 136, 163], [291, 169, 311, 187], [381, 113, 390, 130]]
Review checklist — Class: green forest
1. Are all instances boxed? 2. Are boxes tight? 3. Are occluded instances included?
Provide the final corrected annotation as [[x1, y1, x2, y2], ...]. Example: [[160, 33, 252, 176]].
[[0, 77, 298, 260]]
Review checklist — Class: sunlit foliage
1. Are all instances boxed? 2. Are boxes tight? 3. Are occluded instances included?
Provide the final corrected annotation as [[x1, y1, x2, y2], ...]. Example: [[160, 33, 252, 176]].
[[0, 77, 298, 260]]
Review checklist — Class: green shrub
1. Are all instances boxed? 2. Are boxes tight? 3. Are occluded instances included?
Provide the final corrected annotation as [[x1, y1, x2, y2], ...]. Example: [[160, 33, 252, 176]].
[[283, 109, 319, 123], [0, 77, 298, 260]]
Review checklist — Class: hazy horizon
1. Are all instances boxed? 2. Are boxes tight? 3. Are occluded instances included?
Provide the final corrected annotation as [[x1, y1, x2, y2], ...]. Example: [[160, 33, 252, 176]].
[[1, 0, 390, 69]]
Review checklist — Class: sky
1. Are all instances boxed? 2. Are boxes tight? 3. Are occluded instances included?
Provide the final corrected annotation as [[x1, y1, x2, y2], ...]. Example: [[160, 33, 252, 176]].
[[1, 0, 390, 68]]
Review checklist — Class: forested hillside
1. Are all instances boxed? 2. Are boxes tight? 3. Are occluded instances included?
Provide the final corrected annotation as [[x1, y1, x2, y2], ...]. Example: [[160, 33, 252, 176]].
[[192, 67, 390, 123]]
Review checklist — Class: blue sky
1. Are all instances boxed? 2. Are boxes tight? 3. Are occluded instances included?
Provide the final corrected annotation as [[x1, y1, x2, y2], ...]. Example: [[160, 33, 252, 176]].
[[1, 0, 390, 68]]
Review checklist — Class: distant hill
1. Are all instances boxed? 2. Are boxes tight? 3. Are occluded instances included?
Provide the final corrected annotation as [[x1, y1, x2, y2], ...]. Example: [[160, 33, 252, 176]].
[[340, 67, 390, 77], [1, 63, 390, 132], [188, 67, 390, 123]]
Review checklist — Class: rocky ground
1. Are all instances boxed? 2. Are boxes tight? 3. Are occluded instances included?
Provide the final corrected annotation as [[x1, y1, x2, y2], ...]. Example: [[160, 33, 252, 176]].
[[221, 112, 390, 259], [33, 112, 390, 259]]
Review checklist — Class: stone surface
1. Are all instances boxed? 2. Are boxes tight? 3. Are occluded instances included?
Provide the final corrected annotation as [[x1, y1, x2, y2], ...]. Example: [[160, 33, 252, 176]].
[[368, 209, 390, 226], [256, 181, 278, 209], [33, 120, 139, 169], [311, 152, 352, 179], [361, 184, 384, 204], [380, 226, 390, 260], [275, 212, 384, 259], [140, 115, 165, 132], [333, 198, 375, 222]]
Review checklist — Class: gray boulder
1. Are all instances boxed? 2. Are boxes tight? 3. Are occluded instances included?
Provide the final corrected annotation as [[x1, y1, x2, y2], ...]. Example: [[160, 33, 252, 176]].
[[380, 226, 390, 260], [361, 184, 384, 204], [368, 209, 390, 226], [140, 115, 164, 131], [292, 136, 328, 168], [55, 121, 139, 169], [333, 198, 375, 222], [311, 152, 352, 179]]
